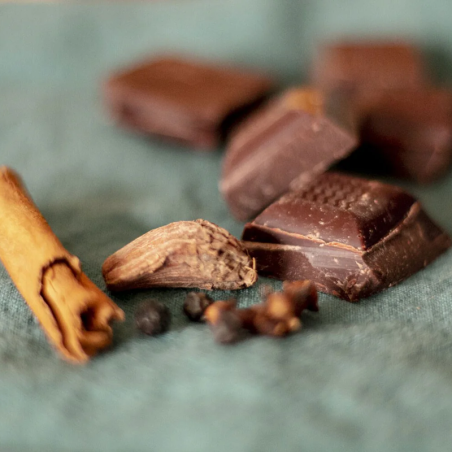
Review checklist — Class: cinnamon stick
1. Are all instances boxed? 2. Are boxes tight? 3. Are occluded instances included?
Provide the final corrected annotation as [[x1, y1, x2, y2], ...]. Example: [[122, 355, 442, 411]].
[[0, 167, 124, 363]]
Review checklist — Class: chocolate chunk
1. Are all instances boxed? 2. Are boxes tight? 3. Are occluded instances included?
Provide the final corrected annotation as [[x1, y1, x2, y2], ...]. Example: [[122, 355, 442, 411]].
[[358, 89, 452, 183], [312, 41, 426, 98], [220, 88, 358, 221], [103, 56, 274, 150], [242, 172, 450, 301]]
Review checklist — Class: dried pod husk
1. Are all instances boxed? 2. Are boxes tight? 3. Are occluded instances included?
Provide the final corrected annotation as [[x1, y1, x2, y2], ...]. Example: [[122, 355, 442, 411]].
[[102, 219, 257, 291]]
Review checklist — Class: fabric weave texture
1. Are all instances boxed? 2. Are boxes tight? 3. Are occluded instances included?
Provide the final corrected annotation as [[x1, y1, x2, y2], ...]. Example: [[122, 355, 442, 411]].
[[1, 2, 452, 451]]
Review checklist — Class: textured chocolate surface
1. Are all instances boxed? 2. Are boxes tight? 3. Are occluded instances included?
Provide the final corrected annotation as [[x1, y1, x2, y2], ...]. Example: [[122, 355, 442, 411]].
[[359, 89, 452, 183], [242, 172, 450, 301], [220, 88, 358, 221], [104, 56, 274, 149], [312, 41, 426, 97]]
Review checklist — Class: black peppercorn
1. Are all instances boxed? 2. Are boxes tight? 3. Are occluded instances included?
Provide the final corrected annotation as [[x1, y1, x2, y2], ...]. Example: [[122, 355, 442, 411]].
[[135, 300, 171, 336], [183, 292, 214, 322]]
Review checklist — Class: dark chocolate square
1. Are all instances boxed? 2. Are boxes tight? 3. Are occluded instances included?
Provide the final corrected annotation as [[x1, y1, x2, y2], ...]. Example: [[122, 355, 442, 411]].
[[242, 172, 450, 301], [104, 56, 274, 150], [220, 88, 358, 221], [312, 41, 426, 96], [359, 89, 452, 183]]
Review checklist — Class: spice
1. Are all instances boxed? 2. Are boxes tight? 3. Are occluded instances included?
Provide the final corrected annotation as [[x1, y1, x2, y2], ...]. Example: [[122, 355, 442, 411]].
[[239, 280, 318, 338], [0, 167, 124, 363], [183, 292, 214, 322], [204, 300, 244, 344], [102, 219, 257, 291], [135, 300, 171, 336], [203, 281, 318, 344], [204, 299, 237, 325], [210, 310, 244, 344], [283, 280, 319, 315]]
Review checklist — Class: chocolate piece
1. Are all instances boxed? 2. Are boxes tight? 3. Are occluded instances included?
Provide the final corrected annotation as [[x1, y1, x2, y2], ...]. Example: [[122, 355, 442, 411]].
[[312, 41, 426, 98], [103, 56, 274, 150], [242, 172, 450, 301], [358, 89, 452, 183], [220, 88, 358, 221]]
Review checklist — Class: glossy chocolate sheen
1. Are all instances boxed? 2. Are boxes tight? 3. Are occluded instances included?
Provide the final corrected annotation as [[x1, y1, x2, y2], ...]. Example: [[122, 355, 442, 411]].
[[359, 89, 452, 183], [104, 56, 274, 149], [242, 172, 451, 301], [220, 88, 358, 221], [312, 41, 426, 97]]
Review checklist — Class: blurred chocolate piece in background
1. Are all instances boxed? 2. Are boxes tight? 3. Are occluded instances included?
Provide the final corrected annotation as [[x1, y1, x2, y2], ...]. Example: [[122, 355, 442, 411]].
[[358, 88, 452, 183], [220, 87, 358, 221], [312, 41, 427, 99], [103, 56, 275, 150], [242, 172, 450, 301]]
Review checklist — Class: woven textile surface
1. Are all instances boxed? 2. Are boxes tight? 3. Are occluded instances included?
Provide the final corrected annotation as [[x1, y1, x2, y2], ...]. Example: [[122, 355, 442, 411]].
[[1, 2, 452, 451]]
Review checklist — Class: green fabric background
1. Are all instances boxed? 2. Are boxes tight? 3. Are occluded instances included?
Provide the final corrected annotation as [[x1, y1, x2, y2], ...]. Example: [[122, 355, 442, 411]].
[[1, 2, 452, 451]]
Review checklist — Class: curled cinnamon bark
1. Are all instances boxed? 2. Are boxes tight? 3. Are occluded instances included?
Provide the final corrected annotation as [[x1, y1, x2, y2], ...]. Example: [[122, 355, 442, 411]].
[[0, 167, 124, 363]]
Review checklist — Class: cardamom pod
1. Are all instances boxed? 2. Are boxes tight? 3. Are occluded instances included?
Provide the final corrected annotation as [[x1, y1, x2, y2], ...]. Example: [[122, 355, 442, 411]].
[[102, 219, 257, 291]]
